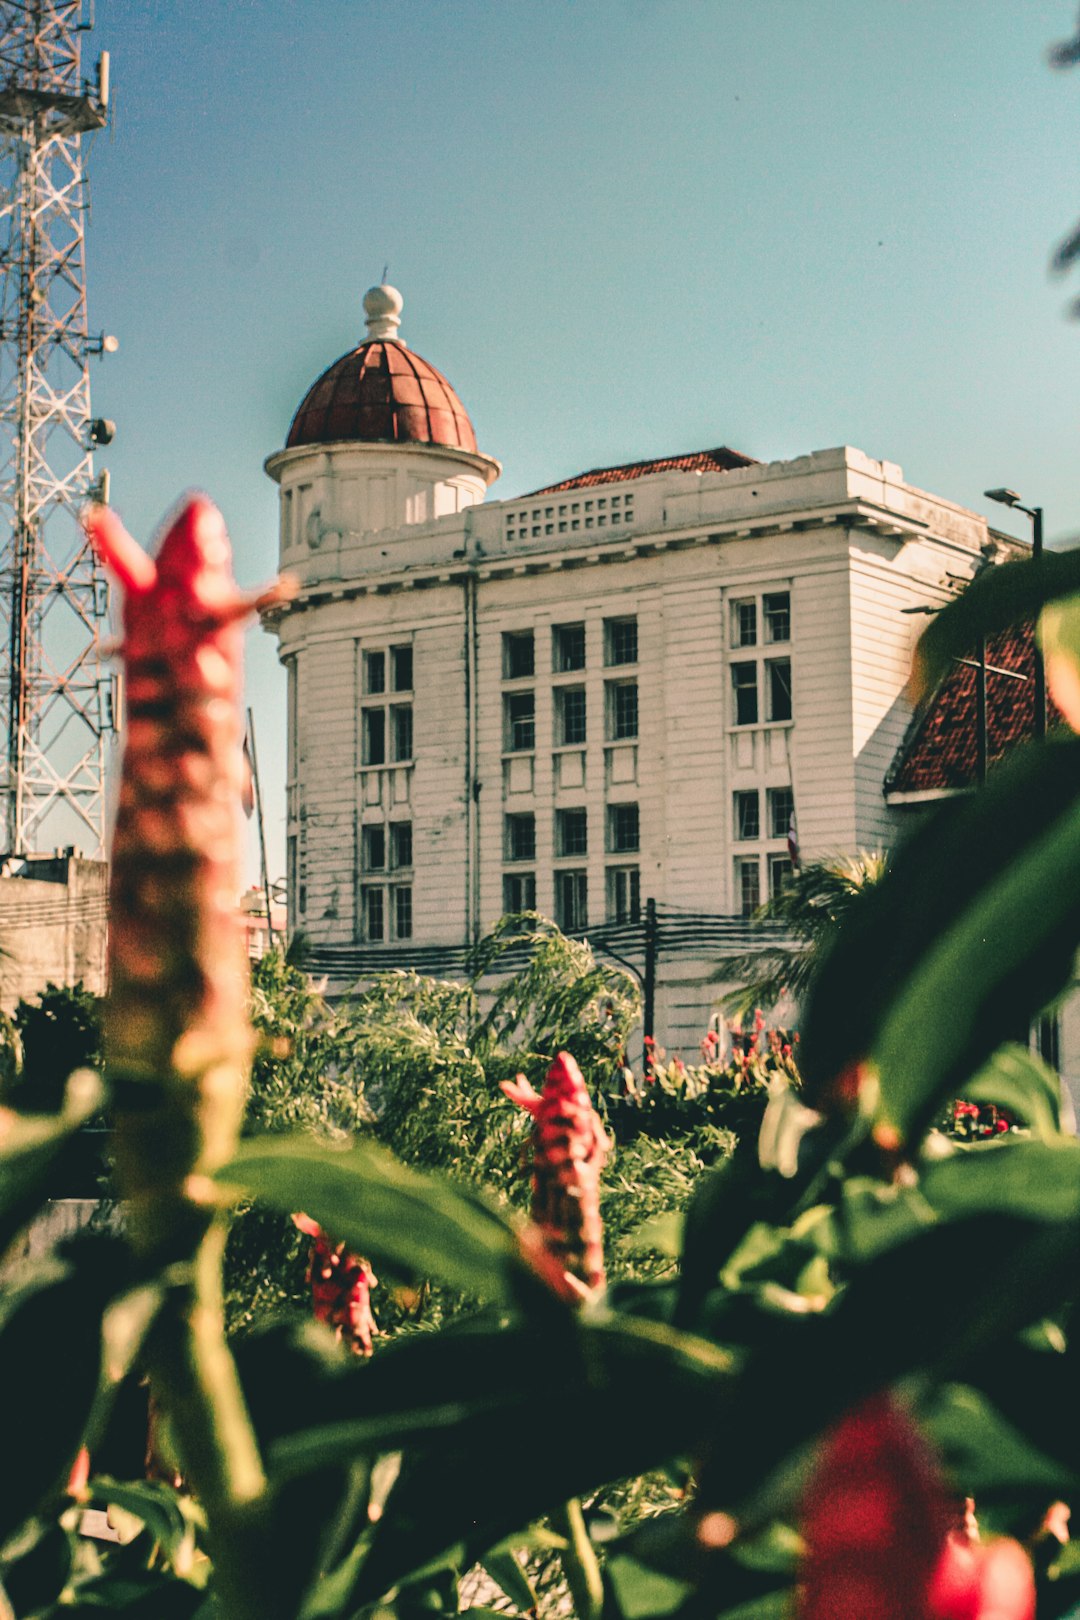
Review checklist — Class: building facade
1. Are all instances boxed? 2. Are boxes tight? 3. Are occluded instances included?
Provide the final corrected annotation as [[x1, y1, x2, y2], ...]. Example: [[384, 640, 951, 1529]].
[[264, 285, 1023, 1049]]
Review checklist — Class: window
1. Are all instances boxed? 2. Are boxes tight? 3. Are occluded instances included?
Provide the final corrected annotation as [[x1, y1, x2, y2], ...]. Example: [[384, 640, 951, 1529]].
[[767, 787, 795, 841], [362, 707, 386, 765], [763, 592, 791, 644], [505, 691, 535, 752], [390, 821, 413, 869], [766, 659, 793, 722], [555, 869, 588, 932], [504, 812, 536, 862], [362, 824, 386, 870], [768, 855, 793, 898], [555, 686, 587, 746], [734, 857, 761, 917], [393, 885, 413, 940], [733, 790, 760, 841], [608, 680, 638, 740], [732, 600, 757, 648], [604, 616, 638, 666], [391, 644, 413, 691], [363, 650, 386, 695], [556, 808, 588, 857], [607, 865, 641, 924], [503, 871, 536, 913], [731, 663, 758, 726], [607, 802, 639, 853], [362, 885, 385, 941], [391, 704, 413, 761], [503, 630, 534, 680], [553, 623, 586, 672]]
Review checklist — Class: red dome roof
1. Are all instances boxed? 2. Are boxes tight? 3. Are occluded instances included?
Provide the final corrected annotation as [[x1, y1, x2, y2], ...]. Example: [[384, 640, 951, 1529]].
[[286, 339, 478, 454]]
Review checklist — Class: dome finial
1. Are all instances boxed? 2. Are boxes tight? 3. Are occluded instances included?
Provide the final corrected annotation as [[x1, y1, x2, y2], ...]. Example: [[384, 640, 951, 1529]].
[[363, 282, 404, 344]]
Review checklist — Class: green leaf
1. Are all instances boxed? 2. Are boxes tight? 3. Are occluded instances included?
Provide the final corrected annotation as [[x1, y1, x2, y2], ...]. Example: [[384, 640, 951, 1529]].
[[86, 1479, 193, 1561], [0, 1068, 102, 1252], [481, 1548, 537, 1613], [218, 1134, 539, 1307], [912, 548, 1080, 700], [606, 1555, 691, 1620], [955, 1044, 1062, 1137], [919, 1382, 1078, 1499], [325, 1315, 733, 1607], [799, 737, 1080, 1141]]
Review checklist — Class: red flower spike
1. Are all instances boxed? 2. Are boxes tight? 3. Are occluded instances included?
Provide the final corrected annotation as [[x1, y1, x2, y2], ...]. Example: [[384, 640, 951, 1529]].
[[293, 1213, 378, 1356], [798, 1394, 951, 1620], [505, 1050, 611, 1296], [84, 498, 294, 1261]]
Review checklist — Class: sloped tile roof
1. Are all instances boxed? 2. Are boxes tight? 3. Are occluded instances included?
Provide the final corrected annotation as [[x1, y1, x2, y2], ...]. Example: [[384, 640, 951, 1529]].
[[522, 445, 757, 496], [886, 621, 1061, 795]]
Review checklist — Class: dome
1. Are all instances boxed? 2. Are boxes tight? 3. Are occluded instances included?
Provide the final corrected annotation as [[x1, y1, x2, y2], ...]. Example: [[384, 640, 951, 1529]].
[[286, 284, 479, 454]]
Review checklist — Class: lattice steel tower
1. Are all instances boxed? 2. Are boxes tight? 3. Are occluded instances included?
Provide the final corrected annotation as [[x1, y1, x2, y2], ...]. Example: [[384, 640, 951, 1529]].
[[0, 1, 112, 856]]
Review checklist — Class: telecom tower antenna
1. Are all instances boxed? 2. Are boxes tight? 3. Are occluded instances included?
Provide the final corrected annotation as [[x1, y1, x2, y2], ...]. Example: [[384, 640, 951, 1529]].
[[0, 1, 113, 857]]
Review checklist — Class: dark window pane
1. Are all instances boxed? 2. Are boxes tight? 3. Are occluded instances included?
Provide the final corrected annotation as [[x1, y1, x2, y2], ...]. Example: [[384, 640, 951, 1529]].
[[763, 592, 790, 643], [555, 869, 588, 932], [363, 707, 386, 765], [392, 705, 413, 761], [503, 631, 535, 679], [503, 871, 537, 913], [504, 813, 536, 862], [766, 659, 792, 722], [733, 791, 759, 841], [557, 686, 587, 745], [735, 858, 760, 917], [393, 885, 412, 939], [769, 856, 793, 898], [363, 651, 386, 694], [362, 824, 386, 870], [553, 623, 586, 671], [608, 802, 639, 852], [606, 865, 640, 923], [732, 600, 757, 648], [767, 787, 795, 840], [609, 681, 638, 739], [731, 664, 758, 726], [605, 617, 638, 666], [363, 886, 384, 940], [390, 822, 412, 868], [557, 808, 588, 856], [505, 691, 535, 751], [391, 644, 413, 691]]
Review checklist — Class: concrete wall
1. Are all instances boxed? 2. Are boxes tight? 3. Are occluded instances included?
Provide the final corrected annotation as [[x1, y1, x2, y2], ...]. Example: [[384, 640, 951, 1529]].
[[0, 854, 108, 1013]]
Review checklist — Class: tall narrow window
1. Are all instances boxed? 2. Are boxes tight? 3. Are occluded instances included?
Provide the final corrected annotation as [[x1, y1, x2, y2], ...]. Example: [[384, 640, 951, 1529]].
[[604, 616, 638, 666], [504, 691, 535, 752], [733, 791, 760, 841], [362, 708, 386, 765], [393, 885, 413, 940], [556, 686, 587, 746], [504, 812, 536, 862], [555, 869, 588, 932], [767, 787, 795, 840], [392, 704, 413, 761], [606, 865, 640, 924], [766, 659, 793, 722], [391, 644, 413, 691], [731, 600, 757, 648], [556, 808, 588, 857], [362, 885, 385, 941], [361, 824, 386, 870], [390, 822, 413, 869], [607, 802, 639, 853], [768, 855, 793, 898], [763, 592, 791, 644], [734, 857, 761, 917], [553, 622, 586, 672], [503, 630, 535, 680], [363, 650, 386, 695], [607, 681, 638, 740], [503, 871, 537, 913], [731, 664, 758, 726]]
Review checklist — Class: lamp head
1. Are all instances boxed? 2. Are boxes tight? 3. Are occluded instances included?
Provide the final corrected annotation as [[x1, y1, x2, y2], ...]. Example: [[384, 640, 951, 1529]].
[[984, 487, 1021, 508]]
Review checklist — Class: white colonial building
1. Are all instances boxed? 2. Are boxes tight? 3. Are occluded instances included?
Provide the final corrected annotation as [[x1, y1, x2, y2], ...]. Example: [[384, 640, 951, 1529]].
[[263, 284, 1022, 1051]]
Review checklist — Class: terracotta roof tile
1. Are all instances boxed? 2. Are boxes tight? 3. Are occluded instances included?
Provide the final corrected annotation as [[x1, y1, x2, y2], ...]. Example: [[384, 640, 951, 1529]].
[[521, 446, 757, 496], [287, 339, 478, 453], [887, 621, 1062, 795]]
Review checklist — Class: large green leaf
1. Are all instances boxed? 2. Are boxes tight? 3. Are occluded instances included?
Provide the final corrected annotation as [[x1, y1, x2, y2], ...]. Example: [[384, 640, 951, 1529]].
[[918, 1382, 1077, 1501], [290, 1313, 734, 1606], [799, 737, 1080, 1142], [911, 548, 1080, 700], [218, 1135, 544, 1308], [953, 1044, 1062, 1138], [0, 1068, 101, 1254]]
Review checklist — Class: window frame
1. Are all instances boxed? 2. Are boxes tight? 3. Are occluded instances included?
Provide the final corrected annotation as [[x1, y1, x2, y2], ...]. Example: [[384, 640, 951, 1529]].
[[767, 787, 795, 841], [504, 812, 537, 863], [763, 591, 791, 645], [389, 821, 413, 870], [556, 807, 588, 858], [607, 802, 640, 854], [502, 630, 535, 681], [734, 856, 761, 918], [553, 622, 586, 673], [607, 679, 639, 741], [555, 684, 587, 746], [503, 871, 537, 914], [765, 658, 793, 723], [554, 868, 588, 933], [361, 823, 386, 871], [733, 790, 760, 842], [731, 663, 759, 727], [504, 690, 536, 752], [604, 615, 638, 667]]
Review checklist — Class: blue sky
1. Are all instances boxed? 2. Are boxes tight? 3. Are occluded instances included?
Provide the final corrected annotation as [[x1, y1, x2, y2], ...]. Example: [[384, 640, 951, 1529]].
[[84, 1, 1080, 884]]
